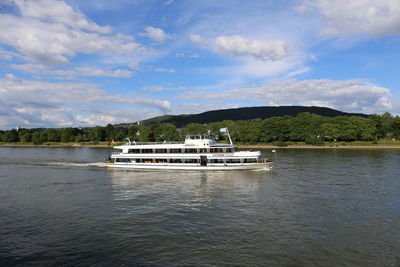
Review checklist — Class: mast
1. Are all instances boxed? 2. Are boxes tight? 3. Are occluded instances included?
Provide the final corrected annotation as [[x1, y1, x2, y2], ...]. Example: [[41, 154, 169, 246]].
[[219, 128, 233, 145]]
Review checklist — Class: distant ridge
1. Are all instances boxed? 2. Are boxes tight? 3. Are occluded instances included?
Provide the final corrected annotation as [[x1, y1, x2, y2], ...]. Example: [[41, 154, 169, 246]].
[[121, 106, 368, 128]]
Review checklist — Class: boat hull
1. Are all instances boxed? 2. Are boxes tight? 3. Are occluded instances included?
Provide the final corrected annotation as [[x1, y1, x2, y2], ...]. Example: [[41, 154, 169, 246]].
[[105, 162, 273, 171]]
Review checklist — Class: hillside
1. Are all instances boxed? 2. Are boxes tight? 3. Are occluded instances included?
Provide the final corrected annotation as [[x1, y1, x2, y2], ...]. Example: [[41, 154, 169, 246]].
[[129, 106, 368, 128]]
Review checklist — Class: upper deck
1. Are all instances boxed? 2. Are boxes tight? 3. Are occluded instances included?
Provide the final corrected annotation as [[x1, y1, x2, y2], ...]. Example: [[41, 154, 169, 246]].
[[114, 134, 231, 150]]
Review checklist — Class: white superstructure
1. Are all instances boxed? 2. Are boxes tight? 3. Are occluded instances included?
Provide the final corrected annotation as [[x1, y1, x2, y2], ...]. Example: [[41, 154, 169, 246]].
[[106, 133, 273, 171]]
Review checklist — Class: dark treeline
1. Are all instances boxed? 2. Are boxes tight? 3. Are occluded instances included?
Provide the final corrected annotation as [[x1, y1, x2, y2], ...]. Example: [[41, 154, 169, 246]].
[[1, 112, 400, 145]]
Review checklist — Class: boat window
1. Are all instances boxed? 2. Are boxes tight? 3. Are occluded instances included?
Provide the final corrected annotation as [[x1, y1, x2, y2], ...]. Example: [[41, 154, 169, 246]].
[[170, 159, 183, 163], [184, 159, 198, 163], [142, 149, 153, 153], [209, 159, 224, 163], [155, 149, 167, 153], [170, 149, 182, 153], [244, 158, 257, 163], [128, 149, 140, 153], [116, 158, 131, 162], [155, 159, 168, 163], [185, 148, 197, 153], [199, 148, 207, 153], [226, 159, 241, 163]]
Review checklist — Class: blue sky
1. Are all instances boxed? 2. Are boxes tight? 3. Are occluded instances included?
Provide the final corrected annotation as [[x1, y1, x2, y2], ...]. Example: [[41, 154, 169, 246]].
[[0, 0, 399, 129]]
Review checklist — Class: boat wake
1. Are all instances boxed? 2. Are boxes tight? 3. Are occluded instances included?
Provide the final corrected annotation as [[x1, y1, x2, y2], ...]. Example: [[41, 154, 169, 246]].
[[0, 160, 106, 168], [46, 162, 106, 168]]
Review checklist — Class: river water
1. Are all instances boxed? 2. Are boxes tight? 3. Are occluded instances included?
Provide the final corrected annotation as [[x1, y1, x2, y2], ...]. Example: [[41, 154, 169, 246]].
[[0, 147, 399, 266]]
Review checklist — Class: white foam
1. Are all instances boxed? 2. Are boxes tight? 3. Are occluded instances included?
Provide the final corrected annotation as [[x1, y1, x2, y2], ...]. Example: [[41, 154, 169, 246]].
[[46, 162, 106, 167]]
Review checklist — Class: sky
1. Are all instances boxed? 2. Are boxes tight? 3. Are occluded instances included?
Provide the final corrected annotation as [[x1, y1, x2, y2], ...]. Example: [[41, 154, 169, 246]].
[[0, 0, 400, 129]]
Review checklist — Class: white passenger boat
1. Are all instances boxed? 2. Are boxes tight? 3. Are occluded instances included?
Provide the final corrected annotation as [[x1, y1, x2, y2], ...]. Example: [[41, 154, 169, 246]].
[[106, 129, 273, 171]]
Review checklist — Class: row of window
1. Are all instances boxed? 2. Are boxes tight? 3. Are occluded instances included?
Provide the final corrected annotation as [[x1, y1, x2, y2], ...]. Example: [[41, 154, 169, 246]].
[[113, 158, 257, 164], [127, 147, 234, 154]]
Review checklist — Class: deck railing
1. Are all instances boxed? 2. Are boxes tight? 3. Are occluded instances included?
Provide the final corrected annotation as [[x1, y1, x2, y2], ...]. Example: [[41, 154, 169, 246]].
[[124, 141, 184, 145]]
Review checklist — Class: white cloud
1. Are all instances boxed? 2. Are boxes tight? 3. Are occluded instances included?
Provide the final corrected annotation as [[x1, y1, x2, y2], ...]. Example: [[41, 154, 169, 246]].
[[140, 85, 186, 92], [0, 1, 148, 65], [14, 0, 112, 34], [309, 54, 318, 61], [141, 26, 171, 43], [176, 79, 393, 114], [175, 52, 199, 58], [301, 0, 400, 37], [154, 67, 176, 73], [11, 64, 133, 78], [75, 108, 162, 126], [286, 67, 310, 77], [215, 35, 290, 61], [0, 48, 19, 60], [190, 34, 207, 44], [0, 74, 171, 128], [144, 65, 176, 73], [173, 103, 245, 115]]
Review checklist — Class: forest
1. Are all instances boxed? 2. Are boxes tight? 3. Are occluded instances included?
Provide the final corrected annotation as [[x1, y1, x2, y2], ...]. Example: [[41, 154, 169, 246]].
[[1, 112, 400, 145]]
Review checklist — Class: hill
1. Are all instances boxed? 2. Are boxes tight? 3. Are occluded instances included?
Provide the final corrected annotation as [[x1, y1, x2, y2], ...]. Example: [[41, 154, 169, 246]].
[[125, 106, 368, 128]]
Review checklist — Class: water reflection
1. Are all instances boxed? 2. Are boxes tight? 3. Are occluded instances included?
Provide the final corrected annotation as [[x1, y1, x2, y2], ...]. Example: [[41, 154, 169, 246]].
[[107, 168, 272, 193], [106, 169, 273, 215]]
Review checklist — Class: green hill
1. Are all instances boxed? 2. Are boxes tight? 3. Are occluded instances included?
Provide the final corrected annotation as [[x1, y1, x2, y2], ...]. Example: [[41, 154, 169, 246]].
[[121, 106, 368, 128]]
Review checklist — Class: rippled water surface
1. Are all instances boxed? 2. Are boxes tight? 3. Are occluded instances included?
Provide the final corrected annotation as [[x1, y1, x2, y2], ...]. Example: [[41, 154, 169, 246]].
[[0, 147, 399, 266]]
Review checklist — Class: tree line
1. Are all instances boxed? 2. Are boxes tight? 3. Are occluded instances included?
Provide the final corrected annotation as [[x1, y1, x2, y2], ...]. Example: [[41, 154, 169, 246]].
[[1, 112, 400, 145]]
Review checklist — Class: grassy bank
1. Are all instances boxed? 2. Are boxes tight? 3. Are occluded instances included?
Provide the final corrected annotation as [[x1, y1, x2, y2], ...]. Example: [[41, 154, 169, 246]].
[[0, 142, 113, 147], [238, 140, 400, 149]]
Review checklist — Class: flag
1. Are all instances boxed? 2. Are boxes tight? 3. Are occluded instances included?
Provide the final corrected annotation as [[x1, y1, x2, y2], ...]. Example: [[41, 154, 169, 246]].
[[108, 140, 116, 147], [219, 127, 228, 133]]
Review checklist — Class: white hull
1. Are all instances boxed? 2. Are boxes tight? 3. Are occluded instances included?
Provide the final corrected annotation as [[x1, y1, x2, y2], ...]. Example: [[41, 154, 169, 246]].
[[106, 162, 273, 171]]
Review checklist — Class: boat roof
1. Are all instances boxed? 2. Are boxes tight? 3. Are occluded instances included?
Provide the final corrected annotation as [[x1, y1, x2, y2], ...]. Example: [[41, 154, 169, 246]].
[[114, 134, 233, 149]]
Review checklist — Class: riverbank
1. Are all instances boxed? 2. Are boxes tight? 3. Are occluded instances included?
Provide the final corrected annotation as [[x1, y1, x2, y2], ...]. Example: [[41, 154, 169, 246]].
[[0, 142, 111, 147], [239, 144, 400, 149], [1, 141, 400, 149]]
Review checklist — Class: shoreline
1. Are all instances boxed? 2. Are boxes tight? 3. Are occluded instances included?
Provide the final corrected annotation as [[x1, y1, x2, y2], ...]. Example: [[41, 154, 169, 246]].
[[238, 145, 400, 149], [1, 142, 400, 149], [0, 143, 110, 148]]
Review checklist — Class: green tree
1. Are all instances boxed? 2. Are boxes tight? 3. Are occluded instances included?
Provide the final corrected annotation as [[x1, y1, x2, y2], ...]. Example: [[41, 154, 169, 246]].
[[391, 116, 400, 139], [88, 126, 106, 141], [32, 131, 45, 145], [104, 124, 114, 140], [289, 113, 323, 141], [319, 123, 341, 141], [136, 125, 152, 142], [154, 123, 179, 141], [2, 130, 19, 142], [262, 116, 292, 142], [60, 128, 78, 142], [19, 132, 32, 142], [46, 129, 61, 142], [182, 123, 207, 136], [127, 125, 139, 141], [381, 112, 394, 138]]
